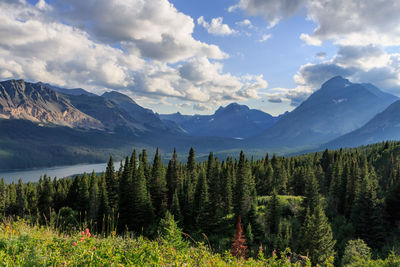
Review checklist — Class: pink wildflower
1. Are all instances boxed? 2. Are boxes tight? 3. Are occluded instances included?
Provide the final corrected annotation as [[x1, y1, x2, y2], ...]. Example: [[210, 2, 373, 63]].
[[73, 242, 77, 246]]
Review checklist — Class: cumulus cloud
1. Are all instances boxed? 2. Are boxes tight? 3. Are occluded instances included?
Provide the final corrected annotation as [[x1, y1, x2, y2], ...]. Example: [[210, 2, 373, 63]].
[[51, 0, 227, 63], [0, 0, 267, 112], [267, 45, 400, 105], [231, 0, 400, 47], [197, 16, 237, 36], [232, 1, 400, 105], [302, 0, 400, 46], [229, 0, 305, 28], [193, 103, 212, 111]]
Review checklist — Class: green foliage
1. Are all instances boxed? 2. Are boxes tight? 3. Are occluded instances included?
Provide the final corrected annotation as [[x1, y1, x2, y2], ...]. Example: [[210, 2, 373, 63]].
[[0, 220, 317, 266], [3, 141, 400, 264], [342, 239, 371, 266]]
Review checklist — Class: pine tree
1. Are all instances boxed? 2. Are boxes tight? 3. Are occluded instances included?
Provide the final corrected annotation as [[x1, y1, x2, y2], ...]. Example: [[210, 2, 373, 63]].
[[234, 151, 255, 218], [265, 189, 280, 234], [97, 174, 110, 233], [118, 157, 133, 231], [16, 178, 26, 217], [351, 168, 384, 247], [77, 173, 90, 215], [170, 189, 183, 224], [105, 156, 118, 212], [150, 148, 167, 217], [302, 167, 320, 217], [131, 158, 154, 233], [88, 171, 99, 222], [166, 149, 179, 207], [194, 168, 209, 231], [301, 204, 335, 265], [37, 176, 54, 220]]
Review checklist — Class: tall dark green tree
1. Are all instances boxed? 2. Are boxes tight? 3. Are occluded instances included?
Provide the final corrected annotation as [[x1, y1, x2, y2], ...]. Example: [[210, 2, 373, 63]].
[[131, 158, 154, 233], [234, 151, 255, 218], [301, 204, 336, 266], [105, 156, 118, 212], [150, 148, 167, 217], [118, 157, 133, 231], [166, 149, 179, 207]]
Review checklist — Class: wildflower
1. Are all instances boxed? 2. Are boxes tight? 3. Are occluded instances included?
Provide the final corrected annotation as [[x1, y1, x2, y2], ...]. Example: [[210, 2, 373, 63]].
[[93, 246, 97, 250], [81, 231, 85, 235], [73, 242, 77, 246]]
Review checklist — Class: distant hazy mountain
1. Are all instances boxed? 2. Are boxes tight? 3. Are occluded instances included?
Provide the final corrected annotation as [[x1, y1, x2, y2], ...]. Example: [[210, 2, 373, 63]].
[[248, 76, 398, 150], [160, 103, 278, 139], [324, 100, 400, 149], [0, 79, 236, 169], [0, 80, 103, 130]]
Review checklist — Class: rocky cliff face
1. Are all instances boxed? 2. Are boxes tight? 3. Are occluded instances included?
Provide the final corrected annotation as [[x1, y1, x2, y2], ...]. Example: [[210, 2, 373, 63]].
[[0, 80, 104, 130]]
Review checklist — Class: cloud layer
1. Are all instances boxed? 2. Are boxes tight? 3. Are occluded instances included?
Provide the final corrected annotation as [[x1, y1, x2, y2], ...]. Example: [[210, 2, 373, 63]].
[[229, 0, 400, 106], [0, 0, 267, 111]]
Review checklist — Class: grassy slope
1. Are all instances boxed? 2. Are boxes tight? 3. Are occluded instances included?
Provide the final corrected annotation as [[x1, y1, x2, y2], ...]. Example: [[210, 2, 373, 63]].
[[0, 221, 314, 266]]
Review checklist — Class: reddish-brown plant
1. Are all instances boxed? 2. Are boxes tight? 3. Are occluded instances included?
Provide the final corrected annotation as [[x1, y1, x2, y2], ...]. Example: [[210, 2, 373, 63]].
[[231, 215, 248, 259]]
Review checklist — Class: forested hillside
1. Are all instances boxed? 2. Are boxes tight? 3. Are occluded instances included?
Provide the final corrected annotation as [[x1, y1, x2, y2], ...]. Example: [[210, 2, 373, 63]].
[[1, 142, 400, 265]]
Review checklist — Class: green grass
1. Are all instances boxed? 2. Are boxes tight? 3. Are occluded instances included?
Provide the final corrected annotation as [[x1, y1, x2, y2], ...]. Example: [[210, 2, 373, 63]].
[[0, 220, 317, 266]]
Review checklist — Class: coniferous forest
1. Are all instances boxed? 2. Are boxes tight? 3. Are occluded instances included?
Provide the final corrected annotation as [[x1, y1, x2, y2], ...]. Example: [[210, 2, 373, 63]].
[[2, 141, 400, 265]]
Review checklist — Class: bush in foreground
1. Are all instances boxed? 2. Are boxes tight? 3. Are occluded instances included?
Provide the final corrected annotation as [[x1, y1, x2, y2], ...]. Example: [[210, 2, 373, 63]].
[[0, 220, 317, 266]]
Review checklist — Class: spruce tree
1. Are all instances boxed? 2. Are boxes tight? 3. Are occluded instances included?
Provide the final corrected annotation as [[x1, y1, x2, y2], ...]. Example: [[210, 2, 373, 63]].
[[234, 151, 255, 218], [131, 158, 154, 234], [170, 189, 183, 224], [77, 173, 90, 215], [16, 178, 26, 217], [166, 149, 179, 207], [37, 176, 54, 220], [105, 156, 118, 212], [301, 204, 336, 265], [150, 148, 167, 217], [118, 157, 133, 231], [97, 174, 110, 233], [88, 171, 99, 222]]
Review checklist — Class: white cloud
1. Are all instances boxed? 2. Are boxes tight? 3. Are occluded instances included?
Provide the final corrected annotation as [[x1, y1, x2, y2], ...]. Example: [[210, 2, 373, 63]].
[[303, 0, 400, 46], [229, 0, 305, 28], [0, 0, 268, 112], [197, 16, 237, 36], [236, 19, 254, 29], [267, 45, 400, 106], [259, 34, 272, 42], [193, 103, 212, 111], [51, 0, 227, 63]]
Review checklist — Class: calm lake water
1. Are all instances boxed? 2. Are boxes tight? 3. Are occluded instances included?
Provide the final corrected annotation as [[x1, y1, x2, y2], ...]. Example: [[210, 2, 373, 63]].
[[0, 162, 108, 183]]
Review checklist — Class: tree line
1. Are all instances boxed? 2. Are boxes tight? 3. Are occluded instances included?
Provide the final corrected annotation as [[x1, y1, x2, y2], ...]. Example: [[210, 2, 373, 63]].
[[1, 141, 400, 265]]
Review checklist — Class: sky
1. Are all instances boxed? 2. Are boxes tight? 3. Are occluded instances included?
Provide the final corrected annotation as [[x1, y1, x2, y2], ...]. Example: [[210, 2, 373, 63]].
[[1, 0, 400, 116]]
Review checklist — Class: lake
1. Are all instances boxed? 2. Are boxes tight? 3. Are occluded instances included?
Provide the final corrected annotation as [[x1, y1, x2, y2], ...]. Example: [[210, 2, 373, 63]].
[[0, 162, 108, 183]]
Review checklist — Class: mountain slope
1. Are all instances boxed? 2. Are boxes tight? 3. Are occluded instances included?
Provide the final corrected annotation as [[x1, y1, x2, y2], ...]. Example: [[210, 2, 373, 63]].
[[324, 100, 400, 149], [37, 82, 97, 97], [102, 91, 172, 132], [160, 103, 278, 139], [0, 80, 103, 130], [248, 76, 398, 150]]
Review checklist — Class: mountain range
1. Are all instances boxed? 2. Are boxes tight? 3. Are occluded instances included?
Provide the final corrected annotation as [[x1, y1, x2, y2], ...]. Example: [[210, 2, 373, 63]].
[[0, 76, 400, 170], [246, 76, 398, 151], [159, 103, 279, 139]]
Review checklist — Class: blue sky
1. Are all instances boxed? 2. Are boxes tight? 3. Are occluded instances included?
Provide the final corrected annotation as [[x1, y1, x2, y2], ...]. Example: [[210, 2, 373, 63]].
[[2, 0, 400, 116]]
